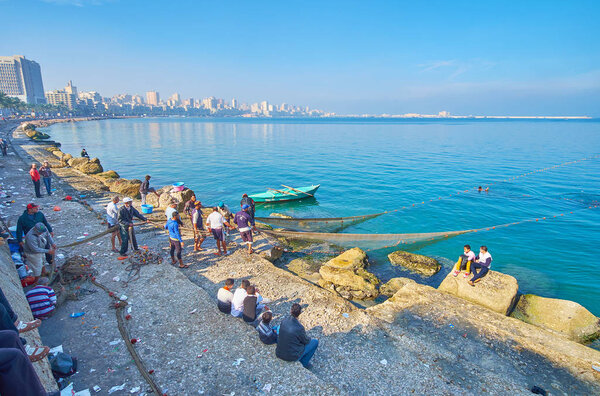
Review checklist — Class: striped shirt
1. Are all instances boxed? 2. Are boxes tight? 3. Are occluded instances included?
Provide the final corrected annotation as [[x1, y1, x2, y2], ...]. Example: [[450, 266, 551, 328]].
[[25, 286, 56, 318]]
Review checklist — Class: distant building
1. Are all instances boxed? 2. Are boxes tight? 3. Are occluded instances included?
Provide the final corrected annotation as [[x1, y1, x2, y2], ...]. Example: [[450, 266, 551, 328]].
[[0, 55, 46, 104], [438, 111, 450, 117], [231, 98, 238, 109], [169, 92, 181, 105], [146, 91, 159, 106]]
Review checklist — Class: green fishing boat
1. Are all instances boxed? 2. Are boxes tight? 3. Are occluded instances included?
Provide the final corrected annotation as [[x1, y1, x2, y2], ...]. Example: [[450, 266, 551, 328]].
[[249, 184, 320, 203]]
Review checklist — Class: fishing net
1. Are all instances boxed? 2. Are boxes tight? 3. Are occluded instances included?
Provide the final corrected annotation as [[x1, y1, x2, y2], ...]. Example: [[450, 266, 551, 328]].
[[261, 229, 473, 250], [255, 212, 385, 232]]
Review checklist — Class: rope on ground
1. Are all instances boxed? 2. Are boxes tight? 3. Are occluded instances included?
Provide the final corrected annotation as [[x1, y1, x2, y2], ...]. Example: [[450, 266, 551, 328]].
[[122, 248, 163, 286], [90, 278, 162, 396]]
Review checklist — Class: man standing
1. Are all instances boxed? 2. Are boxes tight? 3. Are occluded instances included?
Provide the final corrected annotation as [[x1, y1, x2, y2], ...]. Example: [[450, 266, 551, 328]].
[[218, 202, 233, 240], [206, 207, 233, 256], [23, 224, 56, 282], [16, 204, 53, 248], [29, 164, 42, 198], [139, 175, 159, 205], [184, 194, 197, 227], [276, 303, 319, 369], [38, 161, 52, 196], [0, 138, 7, 156], [117, 197, 148, 259], [240, 194, 256, 228], [106, 196, 122, 252], [192, 201, 206, 251], [164, 211, 188, 268], [234, 204, 257, 254]]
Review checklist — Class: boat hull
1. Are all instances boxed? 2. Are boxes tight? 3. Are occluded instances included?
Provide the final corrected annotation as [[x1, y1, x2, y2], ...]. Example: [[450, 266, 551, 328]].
[[249, 185, 320, 203]]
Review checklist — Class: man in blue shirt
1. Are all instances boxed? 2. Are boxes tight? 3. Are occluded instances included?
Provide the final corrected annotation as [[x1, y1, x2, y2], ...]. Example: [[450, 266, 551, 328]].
[[165, 211, 189, 268]]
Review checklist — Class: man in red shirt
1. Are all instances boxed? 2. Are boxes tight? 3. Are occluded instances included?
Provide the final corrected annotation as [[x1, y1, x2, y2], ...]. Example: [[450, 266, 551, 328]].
[[29, 164, 42, 198]]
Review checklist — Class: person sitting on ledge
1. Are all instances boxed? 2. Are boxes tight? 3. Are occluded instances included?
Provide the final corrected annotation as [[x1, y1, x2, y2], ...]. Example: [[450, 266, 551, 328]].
[[468, 245, 492, 286], [276, 303, 319, 369], [25, 278, 56, 319], [80, 148, 90, 158], [256, 310, 278, 345], [0, 330, 48, 395], [242, 285, 265, 323], [451, 244, 476, 278], [217, 278, 235, 314], [230, 279, 250, 318]]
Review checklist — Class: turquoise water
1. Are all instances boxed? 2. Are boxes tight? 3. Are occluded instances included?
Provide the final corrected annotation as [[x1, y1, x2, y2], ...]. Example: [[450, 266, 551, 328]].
[[45, 118, 600, 314]]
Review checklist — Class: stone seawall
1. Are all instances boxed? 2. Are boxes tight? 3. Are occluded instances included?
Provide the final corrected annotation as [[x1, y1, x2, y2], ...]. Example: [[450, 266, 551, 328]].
[[0, 244, 58, 392]]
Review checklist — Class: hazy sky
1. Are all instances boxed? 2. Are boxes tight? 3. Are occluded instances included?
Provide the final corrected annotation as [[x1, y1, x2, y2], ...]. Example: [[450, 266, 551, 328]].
[[3, 0, 599, 115]]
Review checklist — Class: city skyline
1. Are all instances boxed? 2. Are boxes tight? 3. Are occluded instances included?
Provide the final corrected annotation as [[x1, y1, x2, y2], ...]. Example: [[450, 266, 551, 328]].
[[1, 1, 599, 116]]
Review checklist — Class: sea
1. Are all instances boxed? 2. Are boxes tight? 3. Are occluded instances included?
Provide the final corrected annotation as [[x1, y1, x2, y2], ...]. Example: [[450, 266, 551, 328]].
[[43, 117, 600, 315]]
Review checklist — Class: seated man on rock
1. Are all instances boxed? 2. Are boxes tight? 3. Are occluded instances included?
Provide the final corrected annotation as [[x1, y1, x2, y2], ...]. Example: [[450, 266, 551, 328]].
[[217, 278, 235, 314], [256, 310, 278, 345], [468, 245, 492, 286], [451, 244, 476, 278], [230, 279, 250, 318], [276, 303, 319, 369]]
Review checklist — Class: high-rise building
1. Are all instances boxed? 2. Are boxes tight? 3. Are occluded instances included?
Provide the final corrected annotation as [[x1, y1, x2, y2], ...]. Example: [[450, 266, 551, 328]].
[[65, 80, 77, 97], [231, 99, 238, 109], [0, 55, 46, 104], [45, 90, 76, 109], [146, 91, 159, 106], [169, 93, 181, 105]]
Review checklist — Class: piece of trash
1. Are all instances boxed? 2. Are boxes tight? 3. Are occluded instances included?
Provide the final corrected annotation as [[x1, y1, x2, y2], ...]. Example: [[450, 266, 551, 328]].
[[120, 295, 128, 301], [342, 313, 349, 318], [189, 308, 197, 314], [93, 385, 101, 392], [167, 359, 175, 364], [70, 312, 85, 318], [60, 383, 73, 396], [101, 271, 109, 276], [112, 276, 120, 282], [148, 369, 154, 374], [74, 390, 91, 396], [90, 369, 97, 373], [130, 338, 139, 344], [83, 232, 89, 236], [262, 384, 272, 393], [57, 253, 65, 259], [91, 252, 97, 256], [108, 384, 126, 394], [449, 324, 454, 328], [109, 340, 120, 346], [129, 386, 141, 393], [593, 364, 600, 373], [49, 345, 63, 355], [127, 306, 132, 314], [53, 206, 61, 211], [76, 236, 86, 240], [233, 358, 245, 366], [380, 359, 388, 365], [203, 348, 208, 353], [462, 333, 467, 338]]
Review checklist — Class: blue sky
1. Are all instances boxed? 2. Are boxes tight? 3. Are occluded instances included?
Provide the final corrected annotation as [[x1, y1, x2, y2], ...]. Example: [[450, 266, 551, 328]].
[[2, 0, 599, 115]]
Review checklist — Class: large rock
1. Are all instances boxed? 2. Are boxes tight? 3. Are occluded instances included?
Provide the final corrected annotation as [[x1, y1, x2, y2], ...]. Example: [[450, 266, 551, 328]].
[[110, 179, 142, 198], [388, 250, 441, 276], [61, 153, 73, 167], [156, 187, 195, 211], [380, 277, 414, 297], [76, 158, 103, 174], [97, 170, 120, 179], [261, 246, 284, 263], [288, 258, 322, 283], [438, 270, 518, 315], [511, 294, 600, 343], [318, 248, 379, 300], [270, 213, 293, 218], [68, 157, 89, 168]]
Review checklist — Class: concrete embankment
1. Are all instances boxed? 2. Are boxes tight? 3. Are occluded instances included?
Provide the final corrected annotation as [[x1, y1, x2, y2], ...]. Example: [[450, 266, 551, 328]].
[[3, 118, 600, 394]]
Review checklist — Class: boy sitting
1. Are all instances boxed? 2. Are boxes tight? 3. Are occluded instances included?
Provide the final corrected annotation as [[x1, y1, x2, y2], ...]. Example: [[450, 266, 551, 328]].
[[256, 311, 278, 345], [451, 244, 476, 278], [217, 278, 235, 314], [242, 285, 265, 323]]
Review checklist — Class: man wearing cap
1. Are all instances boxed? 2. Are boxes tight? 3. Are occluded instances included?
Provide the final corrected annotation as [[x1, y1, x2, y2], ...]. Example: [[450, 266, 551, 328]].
[[139, 175, 159, 205], [240, 194, 256, 225], [217, 201, 233, 239], [234, 204, 257, 254], [117, 197, 148, 258], [16, 204, 53, 247], [23, 223, 56, 281], [206, 207, 233, 256]]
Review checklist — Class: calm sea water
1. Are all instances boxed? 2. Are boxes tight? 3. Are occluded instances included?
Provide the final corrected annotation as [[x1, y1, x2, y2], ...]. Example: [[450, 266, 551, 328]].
[[44, 118, 600, 314]]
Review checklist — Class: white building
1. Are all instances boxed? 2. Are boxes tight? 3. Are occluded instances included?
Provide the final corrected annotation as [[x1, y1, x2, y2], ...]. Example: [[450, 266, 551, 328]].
[[0, 55, 46, 104]]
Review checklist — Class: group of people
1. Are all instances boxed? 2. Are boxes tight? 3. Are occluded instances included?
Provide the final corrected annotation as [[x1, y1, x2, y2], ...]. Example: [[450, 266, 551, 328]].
[[28, 162, 53, 198], [451, 244, 493, 286], [217, 279, 319, 368]]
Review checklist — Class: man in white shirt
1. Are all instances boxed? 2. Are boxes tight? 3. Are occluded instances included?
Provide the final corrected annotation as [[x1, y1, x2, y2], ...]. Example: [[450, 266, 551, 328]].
[[206, 207, 233, 256], [451, 244, 476, 278], [230, 280, 250, 317], [106, 196, 122, 252], [468, 246, 493, 286]]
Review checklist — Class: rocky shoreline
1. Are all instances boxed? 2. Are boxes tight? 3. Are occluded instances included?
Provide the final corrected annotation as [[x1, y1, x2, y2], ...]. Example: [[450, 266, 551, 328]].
[[2, 118, 600, 394]]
